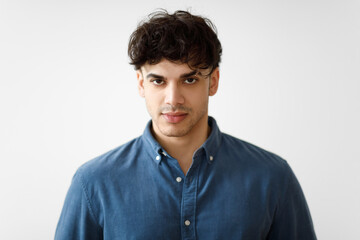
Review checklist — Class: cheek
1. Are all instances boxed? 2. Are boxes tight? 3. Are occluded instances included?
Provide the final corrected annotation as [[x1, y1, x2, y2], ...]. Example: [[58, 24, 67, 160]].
[[144, 93, 162, 111], [186, 89, 208, 105]]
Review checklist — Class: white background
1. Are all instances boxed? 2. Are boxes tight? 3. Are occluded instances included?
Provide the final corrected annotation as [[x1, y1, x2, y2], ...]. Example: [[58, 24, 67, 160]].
[[1, 0, 359, 239]]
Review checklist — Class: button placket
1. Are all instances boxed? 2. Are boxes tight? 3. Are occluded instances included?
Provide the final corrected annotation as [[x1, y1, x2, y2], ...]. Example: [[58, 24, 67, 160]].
[[180, 164, 200, 239]]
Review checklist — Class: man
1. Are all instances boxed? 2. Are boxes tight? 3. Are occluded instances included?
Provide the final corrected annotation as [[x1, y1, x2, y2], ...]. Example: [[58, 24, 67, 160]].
[[55, 10, 317, 239]]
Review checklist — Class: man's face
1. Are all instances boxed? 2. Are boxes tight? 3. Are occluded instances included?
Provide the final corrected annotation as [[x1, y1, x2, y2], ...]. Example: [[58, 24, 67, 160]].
[[137, 59, 219, 139]]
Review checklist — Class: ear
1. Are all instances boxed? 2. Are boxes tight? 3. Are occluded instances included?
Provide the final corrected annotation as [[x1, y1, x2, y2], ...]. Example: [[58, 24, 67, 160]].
[[137, 70, 145, 98], [209, 67, 220, 96]]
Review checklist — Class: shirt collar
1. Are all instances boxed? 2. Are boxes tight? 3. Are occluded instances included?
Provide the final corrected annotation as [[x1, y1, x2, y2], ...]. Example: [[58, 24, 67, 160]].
[[202, 116, 222, 164], [141, 116, 222, 165], [141, 121, 164, 164]]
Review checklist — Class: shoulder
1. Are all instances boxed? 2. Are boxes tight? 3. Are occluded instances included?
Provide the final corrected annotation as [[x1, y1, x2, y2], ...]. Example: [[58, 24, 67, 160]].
[[218, 133, 300, 202], [220, 133, 292, 176], [75, 136, 143, 185]]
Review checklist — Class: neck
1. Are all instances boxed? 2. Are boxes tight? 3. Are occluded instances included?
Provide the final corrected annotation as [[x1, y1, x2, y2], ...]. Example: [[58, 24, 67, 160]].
[[152, 115, 210, 174]]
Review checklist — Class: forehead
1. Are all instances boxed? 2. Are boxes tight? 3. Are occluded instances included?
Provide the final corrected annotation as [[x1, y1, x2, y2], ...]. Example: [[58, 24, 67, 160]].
[[141, 59, 210, 77], [141, 59, 191, 74]]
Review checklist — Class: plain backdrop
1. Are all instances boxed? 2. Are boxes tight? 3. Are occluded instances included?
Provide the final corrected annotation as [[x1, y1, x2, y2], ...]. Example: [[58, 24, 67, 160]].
[[1, 0, 359, 239]]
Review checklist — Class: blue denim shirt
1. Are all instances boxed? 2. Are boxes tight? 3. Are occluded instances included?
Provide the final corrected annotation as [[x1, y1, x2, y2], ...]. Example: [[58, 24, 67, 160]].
[[55, 117, 316, 239]]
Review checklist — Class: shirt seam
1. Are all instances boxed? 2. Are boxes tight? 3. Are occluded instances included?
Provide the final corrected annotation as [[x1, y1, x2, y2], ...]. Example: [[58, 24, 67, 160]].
[[77, 171, 103, 234], [274, 161, 298, 218]]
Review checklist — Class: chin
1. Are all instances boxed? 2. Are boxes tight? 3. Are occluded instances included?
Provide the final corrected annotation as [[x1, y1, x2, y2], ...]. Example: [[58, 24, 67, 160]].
[[158, 125, 191, 138]]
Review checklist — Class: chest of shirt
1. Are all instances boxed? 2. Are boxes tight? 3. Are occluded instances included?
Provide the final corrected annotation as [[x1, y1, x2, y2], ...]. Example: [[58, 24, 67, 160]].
[[89, 156, 277, 239]]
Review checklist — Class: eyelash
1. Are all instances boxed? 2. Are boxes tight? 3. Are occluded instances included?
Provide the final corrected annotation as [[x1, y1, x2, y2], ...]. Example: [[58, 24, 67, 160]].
[[184, 78, 197, 84], [150, 79, 165, 85], [150, 78, 198, 86]]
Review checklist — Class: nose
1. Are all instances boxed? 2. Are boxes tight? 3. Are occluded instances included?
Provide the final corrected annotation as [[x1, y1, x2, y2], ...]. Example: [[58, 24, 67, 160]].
[[164, 82, 185, 106]]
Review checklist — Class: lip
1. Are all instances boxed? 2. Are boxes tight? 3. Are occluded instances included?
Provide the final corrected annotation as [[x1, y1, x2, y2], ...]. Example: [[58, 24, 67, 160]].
[[162, 112, 188, 123]]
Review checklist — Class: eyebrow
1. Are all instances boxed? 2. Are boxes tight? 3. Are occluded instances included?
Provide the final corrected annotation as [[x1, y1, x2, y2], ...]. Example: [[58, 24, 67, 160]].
[[180, 70, 198, 78], [145, 70, 199, 80], [145, 73, 164, 80]]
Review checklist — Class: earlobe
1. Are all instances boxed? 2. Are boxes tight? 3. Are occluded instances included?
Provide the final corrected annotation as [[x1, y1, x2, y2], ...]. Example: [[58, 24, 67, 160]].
[[137, 70, 145, 98], [209, 68, 220, 96]]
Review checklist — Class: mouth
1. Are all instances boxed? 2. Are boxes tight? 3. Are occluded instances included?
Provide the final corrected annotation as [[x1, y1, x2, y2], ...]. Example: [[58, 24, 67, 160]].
[[161, 112, 188, 123]]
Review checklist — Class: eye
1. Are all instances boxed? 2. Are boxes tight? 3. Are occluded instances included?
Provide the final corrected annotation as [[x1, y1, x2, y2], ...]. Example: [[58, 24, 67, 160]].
[[184, 78, 197, 84], [151, 79, 165, 86]]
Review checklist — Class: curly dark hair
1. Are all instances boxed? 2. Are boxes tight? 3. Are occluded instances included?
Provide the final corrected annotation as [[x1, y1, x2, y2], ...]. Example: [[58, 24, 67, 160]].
[[128, 10, 222, 74]]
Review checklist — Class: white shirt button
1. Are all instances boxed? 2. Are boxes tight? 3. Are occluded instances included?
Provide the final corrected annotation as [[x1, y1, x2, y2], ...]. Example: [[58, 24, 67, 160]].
[[176, 177, 182, 183], [209, 156, 214, 161], [185, 220, 191, 226], [155, 155, 161, 161]]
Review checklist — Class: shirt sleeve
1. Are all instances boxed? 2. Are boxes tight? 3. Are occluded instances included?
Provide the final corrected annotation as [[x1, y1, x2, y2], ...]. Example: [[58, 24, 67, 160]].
[[55, 171, 102, 240], [267, 163, 317, 240]]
